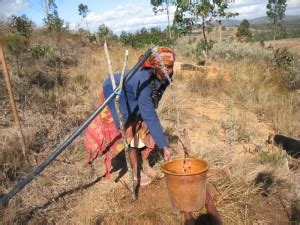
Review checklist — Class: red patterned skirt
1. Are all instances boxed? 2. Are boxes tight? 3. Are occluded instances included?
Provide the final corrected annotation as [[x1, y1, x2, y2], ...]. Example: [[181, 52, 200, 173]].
[[83, 90, 156, 178]]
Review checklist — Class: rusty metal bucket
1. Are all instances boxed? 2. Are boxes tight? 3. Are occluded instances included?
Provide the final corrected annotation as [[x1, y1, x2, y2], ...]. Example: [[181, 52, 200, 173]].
[[161, 158, 209, 212]]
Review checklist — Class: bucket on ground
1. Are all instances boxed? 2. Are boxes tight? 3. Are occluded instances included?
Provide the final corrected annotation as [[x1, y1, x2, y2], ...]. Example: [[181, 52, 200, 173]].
[[161, 158, 209, 212]]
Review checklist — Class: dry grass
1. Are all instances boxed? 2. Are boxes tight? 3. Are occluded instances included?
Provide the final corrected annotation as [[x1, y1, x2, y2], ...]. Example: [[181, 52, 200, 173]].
[[211, 41, 273, 62], [194, 143, 293, 225], [225, 59, 300, 136], [162, 41, 299, 224], [1, 31, 299, 225], [221, 107, 253, 144], [0, 36, 144, 224]]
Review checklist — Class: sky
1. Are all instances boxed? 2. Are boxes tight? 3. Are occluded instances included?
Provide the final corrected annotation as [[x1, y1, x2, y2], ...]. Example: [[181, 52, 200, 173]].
[[0, 0, 300, 34]]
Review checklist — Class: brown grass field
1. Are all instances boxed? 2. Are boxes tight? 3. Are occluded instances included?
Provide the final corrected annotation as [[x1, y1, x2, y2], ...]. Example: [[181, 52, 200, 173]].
[[0, 30, 300, 224]]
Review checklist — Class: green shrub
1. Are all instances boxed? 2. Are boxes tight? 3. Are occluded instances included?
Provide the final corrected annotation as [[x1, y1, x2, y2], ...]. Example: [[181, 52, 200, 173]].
[[272, 48, 295, 70], [87, 33, 97, 43], [252, 30, 274, 42], [4, 34, 29, 53], [43, 0, 66, 32], [97, 24, 112, 39], [271, 48, 297, 89], [119, 27, 173, 48], [236, 19, 252, 42], [210, 42, 273, 62], [78, 29, 97, 43], [30, 44, 54, 59], [195, 39, 215, 62], [9, 15, 33, 38], [3, 34, 30, 75], [44, 14, 66, 32]]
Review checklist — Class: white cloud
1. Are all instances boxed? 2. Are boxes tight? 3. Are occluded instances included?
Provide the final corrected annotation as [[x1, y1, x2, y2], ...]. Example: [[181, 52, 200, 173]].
[[233, 4, 264, 15], [82, 0, 299, 33], [229, 0, 300, 19], [84, 3, 175, 34], [288, 0, 300, 7], [232, 0, 261, 6], [0, 0, 28, 19]]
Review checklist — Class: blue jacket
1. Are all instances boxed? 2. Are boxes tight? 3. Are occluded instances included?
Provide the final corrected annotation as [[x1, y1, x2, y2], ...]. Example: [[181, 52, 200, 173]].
[[103, 68, 169, 149]]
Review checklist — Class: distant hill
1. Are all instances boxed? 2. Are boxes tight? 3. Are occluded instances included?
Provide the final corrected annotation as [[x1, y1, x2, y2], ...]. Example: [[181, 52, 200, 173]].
[[222, 19, 240, 27], [223, 15, 300, 28]]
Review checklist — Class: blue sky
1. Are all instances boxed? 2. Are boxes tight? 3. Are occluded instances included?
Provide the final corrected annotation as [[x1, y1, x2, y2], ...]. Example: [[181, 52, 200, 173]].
[[1, 0, 300, 34]]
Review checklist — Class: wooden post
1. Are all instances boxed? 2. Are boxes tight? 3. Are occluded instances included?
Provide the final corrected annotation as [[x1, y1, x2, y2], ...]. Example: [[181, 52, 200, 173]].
[[0, 43, 28, 163], [219, 22, 222, 43], [104, 42, 116, 89]]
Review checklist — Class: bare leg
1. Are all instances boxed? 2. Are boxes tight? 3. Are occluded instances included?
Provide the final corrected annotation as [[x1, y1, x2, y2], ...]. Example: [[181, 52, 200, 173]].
[[128, 147, 138, 170], [128, 147, 151, 186]]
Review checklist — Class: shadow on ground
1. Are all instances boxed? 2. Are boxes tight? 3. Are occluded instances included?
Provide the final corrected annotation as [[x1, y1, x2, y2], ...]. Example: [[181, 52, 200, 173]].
[[16, 176, 102, 223]]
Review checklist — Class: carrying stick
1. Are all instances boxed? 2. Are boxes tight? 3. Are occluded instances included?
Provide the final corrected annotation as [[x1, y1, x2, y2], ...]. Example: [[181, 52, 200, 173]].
[[104, 43, 136, 199]]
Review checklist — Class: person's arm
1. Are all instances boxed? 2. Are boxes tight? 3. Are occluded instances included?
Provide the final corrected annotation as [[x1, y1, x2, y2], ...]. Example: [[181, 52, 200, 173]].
[[137, 83, 168, 149]]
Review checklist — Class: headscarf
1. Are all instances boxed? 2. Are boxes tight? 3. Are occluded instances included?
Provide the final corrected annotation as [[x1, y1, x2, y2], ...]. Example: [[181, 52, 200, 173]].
[[141, 47, 175, 69]]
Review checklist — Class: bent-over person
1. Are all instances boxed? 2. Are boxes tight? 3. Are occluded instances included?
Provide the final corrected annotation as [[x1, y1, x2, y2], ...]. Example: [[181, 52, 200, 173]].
[[84, 47, 175, 186]]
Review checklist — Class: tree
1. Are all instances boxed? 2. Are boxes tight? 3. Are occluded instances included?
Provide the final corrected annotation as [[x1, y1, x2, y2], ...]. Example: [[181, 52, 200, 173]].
[[236, 19, 252, 41], [151, 0, 197, 37], [9, 15, 33, 39], [266, 0, 287, 40], [151, 0, 176, 38], [193, 0, 238, 50], [7, 15, 33, 75], [78, 3, 89, 18], [97, 24, 113, 40], [4, 34, 29, 76], [171, 0, 238, 55], [78, 3, 90, 30], [119, 27, 172, 48], [44, 0, 65, 32], [172, 1, 193, 36], [152, 1, 237, 40]]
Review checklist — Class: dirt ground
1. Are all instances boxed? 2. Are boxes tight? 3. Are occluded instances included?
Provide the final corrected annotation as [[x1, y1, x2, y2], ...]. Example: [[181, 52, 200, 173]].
[[4, 81, 298, 225]]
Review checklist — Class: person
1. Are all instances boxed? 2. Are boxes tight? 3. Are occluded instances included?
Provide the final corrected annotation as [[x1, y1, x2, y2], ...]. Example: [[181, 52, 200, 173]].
[[84, 47, 175, 186]]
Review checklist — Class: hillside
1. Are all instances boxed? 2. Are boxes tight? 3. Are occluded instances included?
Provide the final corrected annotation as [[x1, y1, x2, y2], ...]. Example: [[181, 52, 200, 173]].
[[1, 29, 300, 224], [223, 15, 300, 28]]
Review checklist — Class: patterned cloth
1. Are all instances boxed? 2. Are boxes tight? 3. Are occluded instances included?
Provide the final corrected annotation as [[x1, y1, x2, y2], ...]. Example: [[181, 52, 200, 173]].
[[141, 47, 175, 69], [83, 91, 156, 179]]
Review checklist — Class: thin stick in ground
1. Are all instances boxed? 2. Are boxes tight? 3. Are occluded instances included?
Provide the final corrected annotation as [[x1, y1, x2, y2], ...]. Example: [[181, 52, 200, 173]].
[[0, 43, 28, 163]]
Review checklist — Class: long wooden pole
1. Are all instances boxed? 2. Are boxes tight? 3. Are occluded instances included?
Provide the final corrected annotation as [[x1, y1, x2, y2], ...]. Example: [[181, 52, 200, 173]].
[[0, 43, 28, 163], [115, 50, 137, 199], [104, 42, 136, 199]]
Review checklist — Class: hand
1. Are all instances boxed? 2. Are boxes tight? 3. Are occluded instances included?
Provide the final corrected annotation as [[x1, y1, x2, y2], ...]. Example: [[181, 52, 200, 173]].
[[163, 146, 172, 161]]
